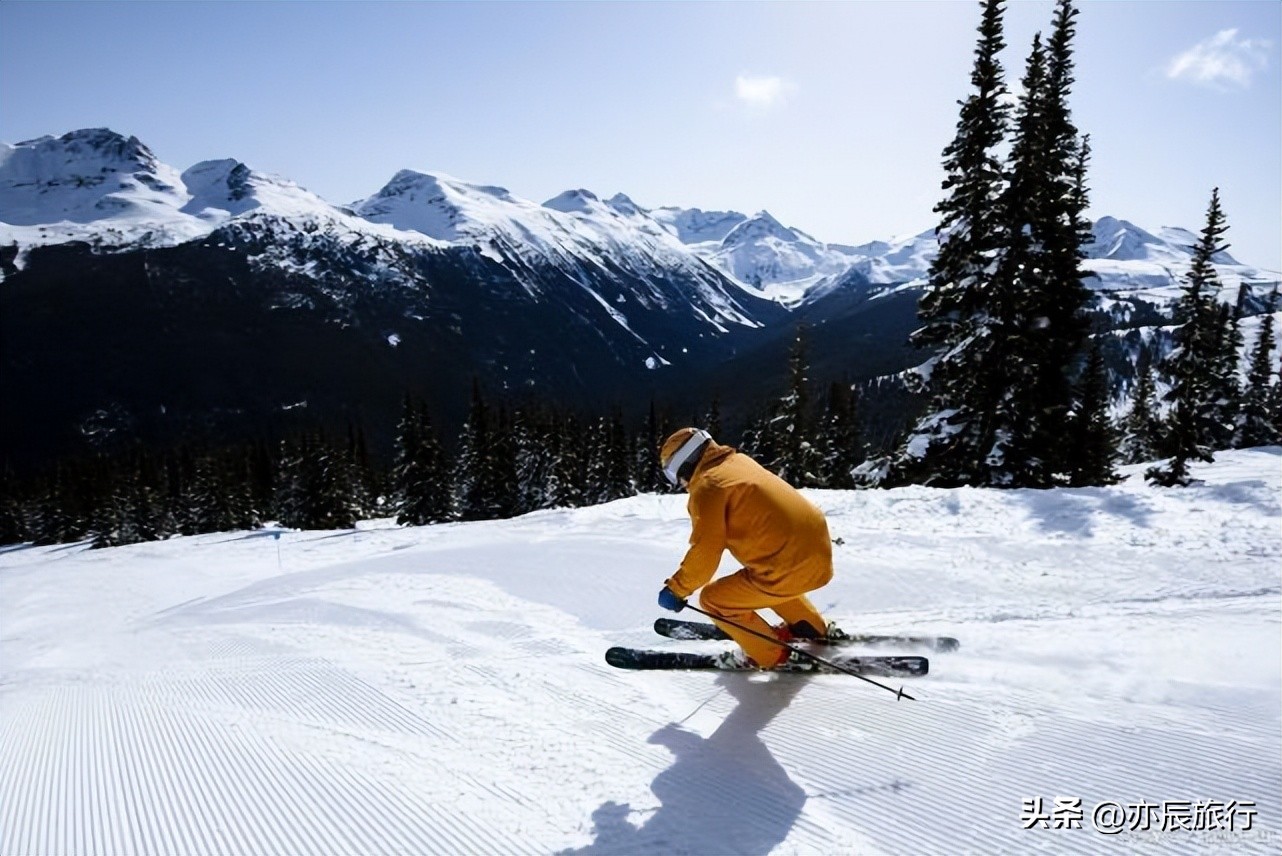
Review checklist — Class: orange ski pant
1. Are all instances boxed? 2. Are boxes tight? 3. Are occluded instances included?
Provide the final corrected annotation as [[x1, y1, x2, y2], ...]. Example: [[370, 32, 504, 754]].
[[698, 570, 828, 668]]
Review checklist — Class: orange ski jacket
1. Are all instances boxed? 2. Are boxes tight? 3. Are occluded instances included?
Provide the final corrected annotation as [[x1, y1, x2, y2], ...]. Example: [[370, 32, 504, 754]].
[[664, 443, 833, 600]]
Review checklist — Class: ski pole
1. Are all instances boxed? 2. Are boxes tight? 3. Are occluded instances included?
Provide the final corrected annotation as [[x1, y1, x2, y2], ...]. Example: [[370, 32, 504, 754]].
[[680, 602, 916, 701]]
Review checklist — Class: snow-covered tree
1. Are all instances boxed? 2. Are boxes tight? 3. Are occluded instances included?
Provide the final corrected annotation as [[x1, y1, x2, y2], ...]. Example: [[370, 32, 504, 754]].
[[276, 432, 359, 530], [453, 381, 507, 520], [876, 0, 1012, 488], [1065, 342, 1119, 485], [393, 396, 452, 526], [771, 326, 822, 486], [1201, 289, 1245, 449], [1147, 189, 1229, 486], [1238, 287, 1280, 447], [1119, 351, 1162, 463], [817, 382, 862, 489], [635, 401, 669, 494], [545, 414, 585, 509]]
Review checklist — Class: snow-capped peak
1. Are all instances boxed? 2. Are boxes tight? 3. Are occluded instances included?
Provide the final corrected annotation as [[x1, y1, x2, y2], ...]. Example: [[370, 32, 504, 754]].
[[351, 170, 532, 242], [720, 210, 800, 247], [649, 206, 749, 245], [0, 128, 365, 254], [179, 159, 331, 221], [542, 188, 603, 215], [0, 128, 184, 227], [605, 193, 644, 217], [1086, 216, 1172, 263], [1086, 215, 1242, 266]]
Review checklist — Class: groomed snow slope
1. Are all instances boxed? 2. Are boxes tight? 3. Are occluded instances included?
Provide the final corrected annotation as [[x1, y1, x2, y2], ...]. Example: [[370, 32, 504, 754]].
[[2, 449, 1279, 855]]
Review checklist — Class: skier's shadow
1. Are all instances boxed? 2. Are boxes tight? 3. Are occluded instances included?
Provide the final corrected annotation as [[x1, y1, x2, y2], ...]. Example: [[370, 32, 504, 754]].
[[562, 673, 807, 855]]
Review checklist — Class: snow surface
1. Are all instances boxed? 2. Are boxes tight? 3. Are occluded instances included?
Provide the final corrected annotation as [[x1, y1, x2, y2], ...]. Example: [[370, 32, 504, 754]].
[[2, 449, 1279, 854]]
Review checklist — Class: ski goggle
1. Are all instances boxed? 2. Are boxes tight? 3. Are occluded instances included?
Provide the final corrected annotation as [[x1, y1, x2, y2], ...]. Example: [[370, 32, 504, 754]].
[[661, 429, 711, 486]]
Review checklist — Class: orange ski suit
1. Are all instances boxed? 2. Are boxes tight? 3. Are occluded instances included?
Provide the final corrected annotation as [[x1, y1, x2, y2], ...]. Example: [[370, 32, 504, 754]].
[[664, 442, 833, 667]]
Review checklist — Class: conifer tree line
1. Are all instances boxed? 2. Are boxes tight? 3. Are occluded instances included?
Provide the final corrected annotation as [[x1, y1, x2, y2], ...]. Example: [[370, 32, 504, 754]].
[[0, 388, 676, 546], [0, 428, 381, 549], [0, 336, 875, 547], [737, 325, 866, 490], [861, 0, 1281, 489]]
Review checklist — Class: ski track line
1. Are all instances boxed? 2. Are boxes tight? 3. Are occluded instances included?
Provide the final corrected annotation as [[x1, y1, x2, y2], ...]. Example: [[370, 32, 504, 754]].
[[0, 671, 542, 855], [157, 656, 452, 743], [773, 682, 1278, 854]]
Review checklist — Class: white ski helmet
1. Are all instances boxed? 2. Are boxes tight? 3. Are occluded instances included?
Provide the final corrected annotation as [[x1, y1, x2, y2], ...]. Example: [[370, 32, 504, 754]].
[[660, 427, 712, 486]]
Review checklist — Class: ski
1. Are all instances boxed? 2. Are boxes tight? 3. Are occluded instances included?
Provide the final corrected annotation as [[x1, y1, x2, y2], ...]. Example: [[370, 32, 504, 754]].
[[605, 646, 928, 676], [654, 617, 959, 653]]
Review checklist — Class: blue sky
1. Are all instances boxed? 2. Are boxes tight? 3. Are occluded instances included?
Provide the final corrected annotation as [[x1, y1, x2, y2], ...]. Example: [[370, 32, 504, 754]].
[[2, 1, 1279, 268]]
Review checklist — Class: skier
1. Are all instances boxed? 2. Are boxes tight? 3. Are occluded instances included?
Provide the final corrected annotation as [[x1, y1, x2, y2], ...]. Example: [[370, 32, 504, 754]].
[[656, 427, 843, 669]]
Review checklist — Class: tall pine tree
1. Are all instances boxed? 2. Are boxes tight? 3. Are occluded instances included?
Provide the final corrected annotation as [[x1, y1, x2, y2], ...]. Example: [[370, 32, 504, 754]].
[[876, 0, 1012, 487], [1036, 2, 1094, 482], [1238, 287, 1280, 447], [988, 1, 1091, 485], [771, 326, 822, 486], [1065, 342, 1119, 485], [1147, 189, 1230, 486], [1120, 349, 1163, 464], [393, 396, 452, 526], [817, 382, 862, 489], [1204, 286, 1246, 448]]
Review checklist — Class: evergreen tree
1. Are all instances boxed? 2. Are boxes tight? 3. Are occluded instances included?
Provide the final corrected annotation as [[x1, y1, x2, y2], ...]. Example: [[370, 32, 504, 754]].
[[980, 31, 1055, 485], [186, 452, 250, 534], [346, 423, 378, 519], [274, 435, 307, 527], [393, 396, 452, 526], [489, 405, 519, 517], [816, 382, 862, 489], [1204, 286, 1246, 448], [90, 457, 132, 549], [1147, 189, 1229, 486], [584, 415, 613, 505], [546, 413, 586, 508], [126, 450, 175, 543], [769, 326, 822, 486], [0, 465, 25, 545], [636, 401, 668, 493], [605, 408, 634, 501], [1065, 342, 1119, 485], [738, 412, 777, 474], [1120, 349, 1163, 464], [703, 395, 723, 442], [583, 407, 633, 505], [511, 407, 549, 514], [1269, 377, 1282, 439], [875, 0, 1012, 487], [1035, 2, 1093, 482], [247, 442, 277, 525], [453, 380, 505, 520], [275, 432, 358, 529], [32, 463, 87, 545], [1238, 287, 1280, 446], [988, 4, 1091, 486], [302, 433, 360, 529]]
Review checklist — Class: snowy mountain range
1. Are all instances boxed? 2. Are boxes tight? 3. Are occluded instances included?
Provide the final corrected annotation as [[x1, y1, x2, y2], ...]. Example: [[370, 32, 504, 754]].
[[2, 128, 1279, 466], [4, 129, 1276, 305]]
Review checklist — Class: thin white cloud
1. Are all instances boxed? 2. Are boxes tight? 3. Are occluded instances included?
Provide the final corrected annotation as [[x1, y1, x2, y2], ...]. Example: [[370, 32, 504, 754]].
[[734, 74, 793, 109], [1166, 29, 1271, 89]]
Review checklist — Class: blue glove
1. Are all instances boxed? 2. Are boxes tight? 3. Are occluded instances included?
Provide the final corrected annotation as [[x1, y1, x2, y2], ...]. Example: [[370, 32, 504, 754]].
[[657, 587, 687, 613]]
